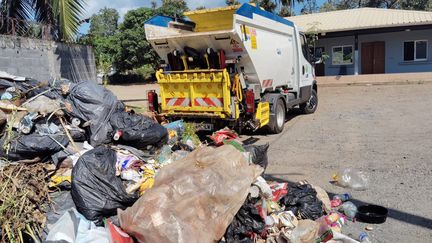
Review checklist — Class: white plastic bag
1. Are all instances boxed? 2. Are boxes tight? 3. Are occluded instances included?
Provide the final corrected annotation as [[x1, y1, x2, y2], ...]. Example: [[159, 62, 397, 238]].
[[333, 168, 369, 191]]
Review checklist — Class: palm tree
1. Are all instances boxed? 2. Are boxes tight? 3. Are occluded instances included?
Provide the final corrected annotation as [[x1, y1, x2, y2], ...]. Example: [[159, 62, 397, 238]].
[[252, 0, 304, 16], [0, 0, 86, 41]]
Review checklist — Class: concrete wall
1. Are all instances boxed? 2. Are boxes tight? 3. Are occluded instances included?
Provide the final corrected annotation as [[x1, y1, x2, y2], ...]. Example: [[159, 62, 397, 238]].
[[316, 29, 432, 76], [0, 34, 96, 82]]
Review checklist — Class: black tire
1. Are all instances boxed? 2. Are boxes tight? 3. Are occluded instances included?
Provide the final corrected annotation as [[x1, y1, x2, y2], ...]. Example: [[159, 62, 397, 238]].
[[268, 98, 286, 134], [300, 89, 318, 114]]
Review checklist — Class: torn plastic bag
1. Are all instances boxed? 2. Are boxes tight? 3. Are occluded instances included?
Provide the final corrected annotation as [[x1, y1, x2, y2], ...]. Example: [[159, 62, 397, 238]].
[[45, 208, 110, 243], [65, 81, 124, 146], [109, 111, 168, 148], [71, 146, 138, 225], [280, 184, 324, 220], [0, 133, 69, 161], [244, 143, 269, 170], [118, 145, 263, 243], [23, 95, 63, 116]]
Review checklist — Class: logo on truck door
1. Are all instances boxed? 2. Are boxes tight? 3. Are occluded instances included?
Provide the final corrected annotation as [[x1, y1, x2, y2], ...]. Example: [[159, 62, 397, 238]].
[[230, 39, 243, 53]]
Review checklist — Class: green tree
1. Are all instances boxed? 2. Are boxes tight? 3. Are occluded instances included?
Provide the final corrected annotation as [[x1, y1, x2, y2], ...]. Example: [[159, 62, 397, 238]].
[[226, 0, 241, 5], [300, 0, 319, 14], [400, 0, 430, 10], [89, 7, 119, 37], [196, 6, 206, 10], [113, 1, 190, 75], [157, 0, 189, 17], [113, 7, 158, 72], [249, 0, 310, 16], [0, 0, 86, 41], [320, 0, 432, 11], [319, 1, 337, 12]]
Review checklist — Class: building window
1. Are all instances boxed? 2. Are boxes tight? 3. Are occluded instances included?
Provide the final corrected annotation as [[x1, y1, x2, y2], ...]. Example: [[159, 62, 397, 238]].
[[404, 40, 428, 61], [332, 45, 353, 65]]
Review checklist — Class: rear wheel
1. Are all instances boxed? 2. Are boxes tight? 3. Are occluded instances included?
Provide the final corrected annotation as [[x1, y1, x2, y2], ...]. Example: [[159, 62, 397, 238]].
[[268, 99, 286, 134], [300, 89, 318, 114]]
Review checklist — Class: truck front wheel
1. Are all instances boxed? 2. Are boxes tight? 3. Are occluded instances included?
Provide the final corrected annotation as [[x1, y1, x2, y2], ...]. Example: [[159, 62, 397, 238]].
[[268, 99, 286, 134], [300, 89, 318, 114]]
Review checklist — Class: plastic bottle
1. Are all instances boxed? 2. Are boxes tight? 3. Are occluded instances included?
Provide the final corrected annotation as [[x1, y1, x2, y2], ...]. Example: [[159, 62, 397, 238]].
[[72, 117, 81, 127], [358, 232, 372, 243], [333, 168, 369, 191], [333, 193, 351, 202], [341, 201, 357, 220], [113, 131, 122, 141]]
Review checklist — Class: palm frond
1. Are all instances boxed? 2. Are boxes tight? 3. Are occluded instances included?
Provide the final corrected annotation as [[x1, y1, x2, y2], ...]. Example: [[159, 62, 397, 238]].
[[51, 0, 86, 41], [2, 0, 33, 20], [33, 0, 53, 24]]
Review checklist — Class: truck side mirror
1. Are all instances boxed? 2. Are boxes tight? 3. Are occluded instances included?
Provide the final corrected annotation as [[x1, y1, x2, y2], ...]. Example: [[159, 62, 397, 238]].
[[313, 58, 323, 65]]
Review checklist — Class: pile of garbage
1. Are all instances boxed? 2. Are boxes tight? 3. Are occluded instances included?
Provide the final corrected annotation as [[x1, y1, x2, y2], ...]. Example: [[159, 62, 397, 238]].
[[0, 72, 382, 243]]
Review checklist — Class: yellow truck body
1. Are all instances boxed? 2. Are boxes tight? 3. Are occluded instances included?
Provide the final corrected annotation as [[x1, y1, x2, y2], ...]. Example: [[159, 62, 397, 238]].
[[156, 69, 233, 119]]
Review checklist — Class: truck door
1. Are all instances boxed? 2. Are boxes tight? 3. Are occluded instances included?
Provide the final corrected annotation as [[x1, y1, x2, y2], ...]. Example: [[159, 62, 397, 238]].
[[299, 33, 314, 86]]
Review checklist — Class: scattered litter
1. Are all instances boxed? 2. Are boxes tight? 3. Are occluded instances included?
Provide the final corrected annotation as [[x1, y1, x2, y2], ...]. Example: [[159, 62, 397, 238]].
[[341, 201, 358, 220], [0, 71, 384, 243], [332, 168, 369, 191], [209, 127, 240, 146], [118, 145, 263, 243]]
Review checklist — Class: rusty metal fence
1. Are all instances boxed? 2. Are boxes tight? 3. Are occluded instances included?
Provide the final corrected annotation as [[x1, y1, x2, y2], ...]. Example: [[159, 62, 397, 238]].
[[0, 14, 54, 40]]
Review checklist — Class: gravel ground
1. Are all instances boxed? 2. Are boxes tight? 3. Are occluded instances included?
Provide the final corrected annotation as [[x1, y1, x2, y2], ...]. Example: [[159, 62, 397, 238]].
[[245, 84, 432, 243]]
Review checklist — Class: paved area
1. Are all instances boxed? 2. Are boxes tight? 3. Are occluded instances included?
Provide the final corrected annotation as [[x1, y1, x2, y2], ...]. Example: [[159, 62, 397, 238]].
[[109, 82, 432, 242], [245, 84, 432, 242], [106, 83, 159, 107], [316, 72, 432, 87]]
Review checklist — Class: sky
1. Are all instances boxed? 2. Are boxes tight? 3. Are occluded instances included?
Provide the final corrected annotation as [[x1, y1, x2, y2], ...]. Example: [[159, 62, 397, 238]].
[[78, 0, 326, 35]]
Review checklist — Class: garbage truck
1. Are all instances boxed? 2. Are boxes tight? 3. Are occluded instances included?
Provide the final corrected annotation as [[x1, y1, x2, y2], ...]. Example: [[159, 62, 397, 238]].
[[144, 3, 318, 133]]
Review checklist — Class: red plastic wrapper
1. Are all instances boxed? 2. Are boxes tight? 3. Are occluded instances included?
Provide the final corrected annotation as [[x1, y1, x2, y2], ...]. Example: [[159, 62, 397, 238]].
[[209, 128, 240, 146], [330, 199, 343, 208]]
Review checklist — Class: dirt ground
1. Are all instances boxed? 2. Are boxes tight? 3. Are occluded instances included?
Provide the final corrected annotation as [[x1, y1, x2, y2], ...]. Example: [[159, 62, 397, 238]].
[[249, 84, 432, 243], [109, 83, 432, 242]]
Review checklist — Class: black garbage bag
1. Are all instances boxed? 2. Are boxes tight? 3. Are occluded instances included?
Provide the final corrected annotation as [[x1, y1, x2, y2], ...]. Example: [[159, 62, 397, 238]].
[[109, 111, 168, 149], [244, 143, 269, 170], [0, 133, 69, 161], [222, 196, 265, 243], [65, 81, 124, 146], [71, 146, 138, 225], [280, 183, 324, 220]]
